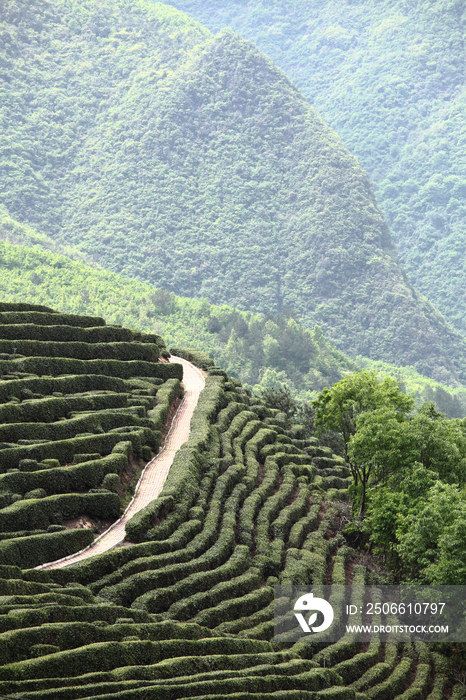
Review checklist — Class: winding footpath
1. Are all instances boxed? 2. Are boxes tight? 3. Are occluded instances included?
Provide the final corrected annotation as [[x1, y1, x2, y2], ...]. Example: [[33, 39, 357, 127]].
[[39, 356, 205, 570]]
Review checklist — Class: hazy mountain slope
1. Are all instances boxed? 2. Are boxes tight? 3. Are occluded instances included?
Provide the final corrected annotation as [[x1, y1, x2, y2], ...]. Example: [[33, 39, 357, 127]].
[[0, 0, 210, 240], [2, 0, 466, 383], [166, 0, 466, 333]]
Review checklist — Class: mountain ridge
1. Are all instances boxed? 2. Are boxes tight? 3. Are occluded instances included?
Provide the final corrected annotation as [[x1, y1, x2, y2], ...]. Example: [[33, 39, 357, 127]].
[[165, 0, 466, 333]]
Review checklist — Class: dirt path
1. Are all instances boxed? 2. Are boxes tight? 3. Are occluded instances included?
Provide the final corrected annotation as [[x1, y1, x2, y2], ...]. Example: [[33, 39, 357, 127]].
[[39, 356, 206, 569]]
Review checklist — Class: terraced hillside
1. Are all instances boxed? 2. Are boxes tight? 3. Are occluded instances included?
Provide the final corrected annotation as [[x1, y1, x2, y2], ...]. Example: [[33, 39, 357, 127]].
[[0, 323, 460, 698], [0, 302, 182, 568]]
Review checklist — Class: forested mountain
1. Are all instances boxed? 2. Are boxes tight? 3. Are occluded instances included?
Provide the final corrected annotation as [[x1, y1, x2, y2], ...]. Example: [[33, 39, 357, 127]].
[[2, 0, 466, 384], [166, 0, 466, 334]]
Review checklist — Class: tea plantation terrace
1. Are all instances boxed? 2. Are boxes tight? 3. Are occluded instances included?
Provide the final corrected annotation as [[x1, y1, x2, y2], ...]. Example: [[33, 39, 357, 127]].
[[0, 302, 182, 568], [0, 312, 460, 698]]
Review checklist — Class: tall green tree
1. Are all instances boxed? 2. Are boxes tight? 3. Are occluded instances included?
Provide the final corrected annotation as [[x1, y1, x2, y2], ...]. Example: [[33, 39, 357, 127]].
[[313, 370, 414, 516]]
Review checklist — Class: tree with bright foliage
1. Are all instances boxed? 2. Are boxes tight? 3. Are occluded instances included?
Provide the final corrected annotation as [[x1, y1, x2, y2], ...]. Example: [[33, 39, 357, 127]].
[[313, 370, 414, 516]]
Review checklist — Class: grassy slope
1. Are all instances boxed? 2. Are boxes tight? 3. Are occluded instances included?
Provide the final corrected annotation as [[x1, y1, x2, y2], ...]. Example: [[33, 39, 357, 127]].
[[2, 0, 466, 384], [165, 0, 466, 334]]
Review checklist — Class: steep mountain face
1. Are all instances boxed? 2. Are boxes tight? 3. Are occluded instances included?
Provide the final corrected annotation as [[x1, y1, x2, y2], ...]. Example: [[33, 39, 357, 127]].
[[165, 0, 466, 334], [1, 0, 466, 383]]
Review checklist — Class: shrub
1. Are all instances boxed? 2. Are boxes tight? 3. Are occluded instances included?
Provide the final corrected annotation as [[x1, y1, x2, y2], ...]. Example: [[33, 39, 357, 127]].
[[0, 492, 121, 531], [0, 453, 127, 495], [0, 357, 182, 381], [0, 338, 160, 362], [365, 658, 413, 700], [0, 529, 94, 568], [0, 428, 155, 471], [0, 323, 134, 343], [0, 491, 12, 508], [0, 637, 272, 681], [148, 378, 182, 431], [29, 644, 60, 658], [73, 454, 101, 464], [40, 459, 60, 469], [0, 375, 129, 405], [0, 310, 104, 326], [102, 474, 120, 493], [141, 445, 152, 462], [19, 459, 42, 472], [112, 441, 134, 458], [24, 488, 46, 499]]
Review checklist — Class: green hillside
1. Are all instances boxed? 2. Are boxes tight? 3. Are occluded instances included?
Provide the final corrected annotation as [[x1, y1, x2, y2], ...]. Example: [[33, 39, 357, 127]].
[[3, 226, 466, 414], [165, 0, 466, 334], [2, 0, 466, 383], [0, 236, 357, 399], [0, 301, 462, 698]]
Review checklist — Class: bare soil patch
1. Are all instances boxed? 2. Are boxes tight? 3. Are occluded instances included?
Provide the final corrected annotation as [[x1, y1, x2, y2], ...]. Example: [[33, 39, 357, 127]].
[[63, 515, 113, 535]]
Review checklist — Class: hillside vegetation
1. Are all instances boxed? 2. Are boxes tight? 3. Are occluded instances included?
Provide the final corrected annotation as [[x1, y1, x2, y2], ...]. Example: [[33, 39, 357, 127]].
[[2, 0, 466, 384], [0, 301, 182, 568], [3, 230, 466, 416], [4, 234, 466, 418], [0, 302, 462, 698], [314, 369, 466, 588], [0, 236, 357, 399], [167, 0, 466, 335]]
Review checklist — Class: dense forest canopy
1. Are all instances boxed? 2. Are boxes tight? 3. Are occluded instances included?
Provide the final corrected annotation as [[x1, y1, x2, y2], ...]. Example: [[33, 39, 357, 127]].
[[166, 0, 466, 334], [2, 0, 466, 384], [314, 370, 466, 585]]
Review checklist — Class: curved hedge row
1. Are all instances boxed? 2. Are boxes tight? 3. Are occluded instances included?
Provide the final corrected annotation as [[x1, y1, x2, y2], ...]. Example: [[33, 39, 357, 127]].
[[0, 426, 160, 471], [0, 323, 135, 343], [0, 374, 130, 404], [0, 409, 154, 444], [0, 491, 121, 531], [0, 392, 131, 424], [0, 310, 105, 326], [0, 453, 125, 497], [0, 338, 160, 362], [0, 529, 95, 569], [0, 357, 181, 380]]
